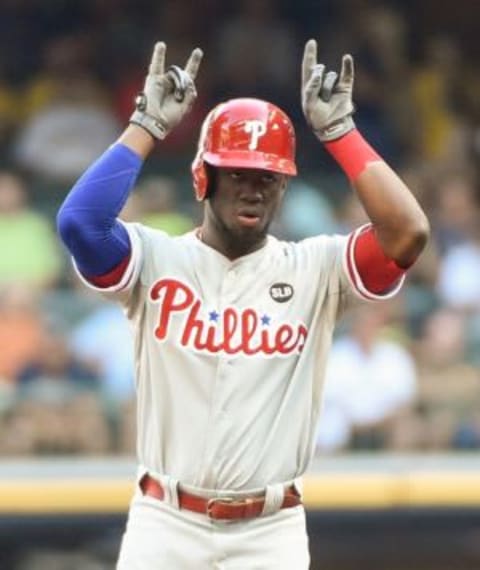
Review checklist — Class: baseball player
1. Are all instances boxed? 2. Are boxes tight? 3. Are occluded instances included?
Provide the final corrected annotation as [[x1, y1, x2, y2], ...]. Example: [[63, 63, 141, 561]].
[[57, 40, 429, 569]]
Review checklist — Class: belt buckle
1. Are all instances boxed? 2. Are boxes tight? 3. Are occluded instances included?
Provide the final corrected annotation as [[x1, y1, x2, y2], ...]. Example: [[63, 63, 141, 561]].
[[206, 496, 235, 519]]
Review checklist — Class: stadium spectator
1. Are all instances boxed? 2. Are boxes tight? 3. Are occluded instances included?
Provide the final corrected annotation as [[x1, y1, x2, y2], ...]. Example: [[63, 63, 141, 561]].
[[411, 36, 469, 164], [17, 329, 100, 400], [431, 170, 479, 255], [437, 225, 480, 311], [70, 302, 135, 406], [214, 0, 298, 114], [0, 285, 45, 387], [0, 171, 62, 287], [135, 175, 196, 234], [0, 62, 18, 152], [316, 304, 418, 452], [412, 308, 480, 449], [13, 34, 121, 182], [278, 178, 338, 240], [0, 329, 110, 455]]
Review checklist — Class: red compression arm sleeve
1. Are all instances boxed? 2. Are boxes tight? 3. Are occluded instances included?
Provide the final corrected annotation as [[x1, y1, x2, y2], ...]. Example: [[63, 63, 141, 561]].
[[351, 226, 407, 294], [324, 129, 382, 182]]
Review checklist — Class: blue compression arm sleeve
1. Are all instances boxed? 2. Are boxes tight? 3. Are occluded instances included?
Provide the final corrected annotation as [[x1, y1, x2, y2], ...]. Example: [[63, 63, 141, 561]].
[[57, 143, 143, 276]]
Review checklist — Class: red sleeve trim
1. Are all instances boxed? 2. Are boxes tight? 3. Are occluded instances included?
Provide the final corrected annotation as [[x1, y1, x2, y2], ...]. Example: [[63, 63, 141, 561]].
[[324, 129, 382, 182], [88, 254, 131, 288], [348, 225, 406, 295]]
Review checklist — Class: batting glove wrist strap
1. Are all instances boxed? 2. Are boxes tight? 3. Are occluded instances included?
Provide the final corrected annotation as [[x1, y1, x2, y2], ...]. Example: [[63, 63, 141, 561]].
[[314, 115, 356, 142], [130, 105, 169, 140]]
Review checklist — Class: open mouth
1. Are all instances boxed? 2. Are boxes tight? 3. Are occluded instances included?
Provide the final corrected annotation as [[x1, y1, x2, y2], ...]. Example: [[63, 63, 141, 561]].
[[236, 208, 262, 227], [237, 214, 261, 227]]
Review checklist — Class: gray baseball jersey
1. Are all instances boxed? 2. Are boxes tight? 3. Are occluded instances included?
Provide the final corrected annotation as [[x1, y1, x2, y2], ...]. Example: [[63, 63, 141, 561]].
[[75, 223, 403, 492]]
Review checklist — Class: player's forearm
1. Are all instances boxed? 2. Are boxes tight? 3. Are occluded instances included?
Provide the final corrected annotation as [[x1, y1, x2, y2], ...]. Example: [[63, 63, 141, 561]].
[[118, 124, 156, 159], [352, 161, 429, 266], [325, 130, 430, 267]]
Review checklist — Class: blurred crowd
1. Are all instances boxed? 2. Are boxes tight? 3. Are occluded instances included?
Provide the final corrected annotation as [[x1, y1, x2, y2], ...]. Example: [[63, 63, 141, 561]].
[[1, 0, 480, 457]]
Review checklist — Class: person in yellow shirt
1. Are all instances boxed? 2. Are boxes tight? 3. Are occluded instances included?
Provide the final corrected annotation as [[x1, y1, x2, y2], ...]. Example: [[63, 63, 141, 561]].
[[0, 171, 62, 287]]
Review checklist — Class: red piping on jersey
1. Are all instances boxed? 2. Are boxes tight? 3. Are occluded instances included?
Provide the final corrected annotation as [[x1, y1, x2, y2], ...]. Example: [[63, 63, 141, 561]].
[[348, 225, 406, 295], [88, 253, 131, 288]]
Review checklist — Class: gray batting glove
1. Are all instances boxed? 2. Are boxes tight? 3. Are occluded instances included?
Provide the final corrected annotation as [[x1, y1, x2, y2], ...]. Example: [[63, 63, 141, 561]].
[[130, 42, 203, 140], [301, 39, 355, 142]]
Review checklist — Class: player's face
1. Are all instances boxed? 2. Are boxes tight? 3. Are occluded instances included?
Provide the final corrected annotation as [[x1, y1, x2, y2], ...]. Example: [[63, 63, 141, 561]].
[[204, 167, 287, 254]]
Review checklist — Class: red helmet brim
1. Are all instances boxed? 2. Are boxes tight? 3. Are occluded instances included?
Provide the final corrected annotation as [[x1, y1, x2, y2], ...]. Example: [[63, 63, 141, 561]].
[[204, 150, 297, 176]]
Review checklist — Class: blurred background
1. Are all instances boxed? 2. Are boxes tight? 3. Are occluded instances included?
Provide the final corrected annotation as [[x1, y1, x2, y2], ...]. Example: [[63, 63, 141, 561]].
[[1, 0, 480, 568]]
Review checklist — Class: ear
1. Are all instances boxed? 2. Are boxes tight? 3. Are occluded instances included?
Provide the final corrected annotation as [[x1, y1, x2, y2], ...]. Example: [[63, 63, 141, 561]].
[[279, 175, 289, 197]]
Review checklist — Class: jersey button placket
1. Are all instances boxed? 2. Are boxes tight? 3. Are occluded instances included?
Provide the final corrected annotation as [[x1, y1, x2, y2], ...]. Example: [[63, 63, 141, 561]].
[[223, 265, 240, 305]]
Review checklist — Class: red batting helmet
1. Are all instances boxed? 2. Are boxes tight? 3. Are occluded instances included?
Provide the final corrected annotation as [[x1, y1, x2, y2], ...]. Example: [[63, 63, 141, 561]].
[[192, 98, 297, 201]]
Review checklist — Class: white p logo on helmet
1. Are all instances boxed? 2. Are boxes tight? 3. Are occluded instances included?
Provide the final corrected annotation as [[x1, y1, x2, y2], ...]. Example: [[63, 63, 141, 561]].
[[244, 120, 267, 150]]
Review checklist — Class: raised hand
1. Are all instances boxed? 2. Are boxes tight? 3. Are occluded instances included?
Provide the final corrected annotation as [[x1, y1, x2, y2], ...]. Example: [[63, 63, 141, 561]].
[[301, 39, 355, 142], [130, 42, 203, 140]]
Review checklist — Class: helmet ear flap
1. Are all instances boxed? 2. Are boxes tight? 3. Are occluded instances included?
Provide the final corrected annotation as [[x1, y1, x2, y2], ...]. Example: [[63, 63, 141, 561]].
[[192, 106, 218, 201], [192, 157, 208, 201]]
